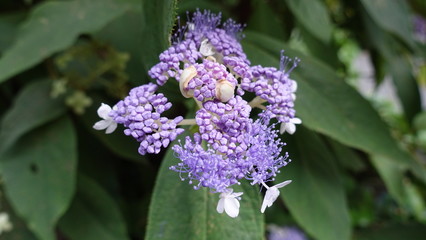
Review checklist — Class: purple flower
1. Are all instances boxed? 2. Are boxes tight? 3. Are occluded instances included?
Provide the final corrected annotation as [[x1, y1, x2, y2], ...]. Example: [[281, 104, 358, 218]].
[[180, 58, 238, 102], [245, 118, 290, 185], [148, 40, 200, 86], [110, 83, 184, 155], [196, 96, 251, 155], [268, 225, 307, 240], [148, 9, 249, 86], [170, 135, 249, 193], [243, 52, 299, 125]]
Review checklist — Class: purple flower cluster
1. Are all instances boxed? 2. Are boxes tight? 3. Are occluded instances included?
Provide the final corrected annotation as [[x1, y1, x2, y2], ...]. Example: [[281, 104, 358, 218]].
[[196, 96, 251, 155], [109, 83, 184, 155], [95, 10, 300, 207]]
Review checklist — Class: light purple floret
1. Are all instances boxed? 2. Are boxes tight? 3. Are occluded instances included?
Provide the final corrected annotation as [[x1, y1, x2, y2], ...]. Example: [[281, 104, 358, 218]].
[[172, 112, 289, 193], [245, 118, 290, 185], [170, 135, 249, 193], [148, 40, 200, 86], [242, 52, 299, 123], [148, 9, 249, 86], [110, 83, 184, 155], [196, 96, 251, 155]]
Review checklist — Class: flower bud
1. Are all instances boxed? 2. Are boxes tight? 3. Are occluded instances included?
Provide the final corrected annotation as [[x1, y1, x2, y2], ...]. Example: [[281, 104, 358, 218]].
[[216, 79, 235, 102], [179, 65, 197, 98]]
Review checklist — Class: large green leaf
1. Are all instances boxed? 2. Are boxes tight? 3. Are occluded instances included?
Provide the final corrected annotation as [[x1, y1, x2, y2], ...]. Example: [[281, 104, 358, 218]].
[[0, 79, 66, 153], [286, 0, 333, 43], [145, 134, 264, 240], [58, 174, 128, 240], [360, 0, 415, 49], [0, 11, 26, 52], [242, 31, 425, 180], [277, 127, 351, 240], [0, 116, 77, 240], [0, 0, 131, 84], [141, 0, 178, 73], [354, 223, 426, 240]]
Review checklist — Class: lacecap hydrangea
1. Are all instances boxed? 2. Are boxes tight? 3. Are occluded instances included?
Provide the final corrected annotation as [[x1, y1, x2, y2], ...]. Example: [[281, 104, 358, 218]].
[[93, 9, 301, 218]]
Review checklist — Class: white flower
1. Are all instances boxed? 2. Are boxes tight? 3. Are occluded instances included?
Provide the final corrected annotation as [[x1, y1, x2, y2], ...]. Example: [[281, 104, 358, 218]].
[[280, 118, 302, 135], [93, 103, 117, 134], [290, 80, 297, 101], [199, 39, 215, 57], [216, 188, 243, 218], [0, 212, 13, 235], [261, 180, 292, 213]]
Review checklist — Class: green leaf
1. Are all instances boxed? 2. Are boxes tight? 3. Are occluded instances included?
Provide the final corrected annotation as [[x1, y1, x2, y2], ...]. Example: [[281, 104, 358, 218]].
[[360, 0, 415, 49], [0, 187, 38, 240], [141, 0, 178, 73], [145, 134, 264, 240], [362, 11, 421, 122], [0, 0, 131, 83], [0, 11, 26, 52], [328, 139, 366, 172], [354, 223, 426, 240], [388, 56, 421, 124], [247, 0, 286, 40], [369, 155, 406, 206], [58, 174, 128, 240], [242, 31, 424, 179], [96, 0, 145, 86], [286, 0, 333, 43], [277, 127, 351, 240], [0, 116, 77, 240], [0, 79, 66, 153]]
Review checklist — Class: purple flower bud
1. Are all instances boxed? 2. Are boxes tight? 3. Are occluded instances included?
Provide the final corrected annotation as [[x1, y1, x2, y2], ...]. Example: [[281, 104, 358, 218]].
[[110, 83, 184, 155]]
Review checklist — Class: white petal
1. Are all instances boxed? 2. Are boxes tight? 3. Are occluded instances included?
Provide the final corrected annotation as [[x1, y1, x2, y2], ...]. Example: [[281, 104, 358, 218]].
[[105, 122, 117, 134], [93, 120, 110, 130], [217, 198, 225, 214], [224, 197, 240, 218], [261, 187, 280, 213], [280, 122, 287, 134], [291, 118, 302, 124], [290, 80, 298, 92], [275, 180, 292, 188], [97, 103, 112, 119], [286, 123, 296, 134], [200, 39, 215, 56]]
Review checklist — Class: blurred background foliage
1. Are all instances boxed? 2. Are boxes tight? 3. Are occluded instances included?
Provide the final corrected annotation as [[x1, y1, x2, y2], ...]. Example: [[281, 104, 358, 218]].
[[0, 0, 425, 239]]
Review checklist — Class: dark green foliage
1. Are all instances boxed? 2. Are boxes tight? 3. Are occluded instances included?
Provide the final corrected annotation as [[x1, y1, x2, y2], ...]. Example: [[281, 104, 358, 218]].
[[0, 0, 425, 239]]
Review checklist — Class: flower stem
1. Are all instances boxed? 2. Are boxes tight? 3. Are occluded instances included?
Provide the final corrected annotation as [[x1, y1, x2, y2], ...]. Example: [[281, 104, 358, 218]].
[[249, 96, 267, 110], [178, 119, 197, 126]]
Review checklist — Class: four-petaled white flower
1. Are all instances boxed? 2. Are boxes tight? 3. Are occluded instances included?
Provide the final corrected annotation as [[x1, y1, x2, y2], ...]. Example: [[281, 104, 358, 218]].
[[0, 212, 13, 235], [93, 103, 117, 134], [216, 188, 243, 218], [280, 118, 302, 135], [261, 180, 292, 213], [199, 39, 215, 57]]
